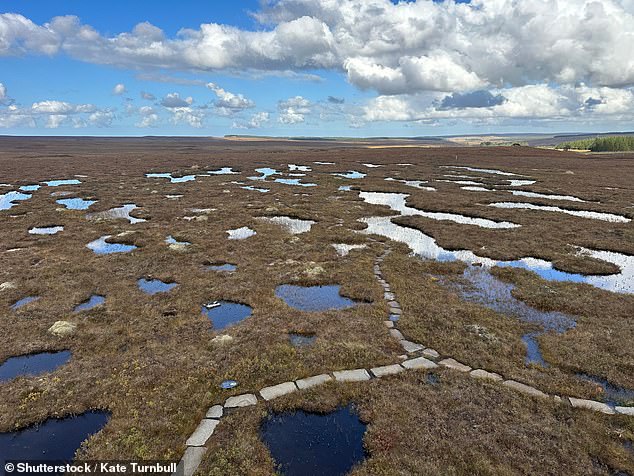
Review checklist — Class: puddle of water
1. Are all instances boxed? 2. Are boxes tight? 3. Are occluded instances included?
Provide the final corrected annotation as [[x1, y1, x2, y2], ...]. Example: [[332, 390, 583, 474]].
[[166, 194, 183, 200], [206, 263, 237, 272], [289, 164, 312, 172], [314, 161, 335, 165], [362, 163, 382, 168], [202, 300, 252, 330], [19, 184, 41, 192], [507, 180, 537, 186], [86, 235, 137, 254], [0, 191, 32, 211], [28, 226, 64, 235], [249, 168, 280, 181], [0, 350, 71, 382], [241, 185, 269, 193], [260, 404, 366, 476], [74, 295, 105, 312], [275, 285, 358, 312], [360, 191, 519, 229], [437, 179, 484, 186], [221, 380, 238, 389], [208, 167, 239, 175], [289, 333, 316, 347], [56, 198, 97, 210], [227, 227, 256, 240], [509, 190, 585, 202], [274, 178, 317, 187], [440, 166, 521, 176], [0, 411, 109, 467], [338, 186, 352, 191], [334, 171, 366, 179], [489, 202, 630, 223], [522, 333, 549, 366], [86, 204, 146, 224], [577, 374, 634, 406], [166, 235, 190, 246], [11, 296, 40, 310], [44, 179, 82, 187], [146, 173, 196, 183], [359, 208, 634, 294], [258, 216, 315, 234], [385, 178, 436, 191], [332, 244, 367, 256], [137, 278, 177, 295]]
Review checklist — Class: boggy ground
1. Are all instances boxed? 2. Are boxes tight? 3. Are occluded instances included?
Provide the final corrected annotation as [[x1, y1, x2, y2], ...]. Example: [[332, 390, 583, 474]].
[[0, 138, 633, 472]]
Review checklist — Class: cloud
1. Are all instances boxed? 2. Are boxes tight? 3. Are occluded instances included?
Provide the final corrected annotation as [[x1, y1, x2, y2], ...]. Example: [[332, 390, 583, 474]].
[[232, 111, 270, 129], [3, 1, 633, 97], [112, 83, 126, 95], [278, 95, 311, 124], [160, 92, 193, 108], [0, 82, 13, 105], [206, 82, 254, 115], [135, 106, 159, 127], [327, 96, 344, 104], [140, 91, 156, 100], [438, 90, 507, 110]]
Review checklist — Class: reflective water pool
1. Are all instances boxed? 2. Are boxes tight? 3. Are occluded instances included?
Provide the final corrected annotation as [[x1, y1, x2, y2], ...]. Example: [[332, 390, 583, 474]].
[[0, 351, 71, 382], [203, 301, 253, 330], [275, 285, 359, 312]]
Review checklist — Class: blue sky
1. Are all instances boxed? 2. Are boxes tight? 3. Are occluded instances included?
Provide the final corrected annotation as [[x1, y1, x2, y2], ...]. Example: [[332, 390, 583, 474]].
[[1, 0, 633, 136]]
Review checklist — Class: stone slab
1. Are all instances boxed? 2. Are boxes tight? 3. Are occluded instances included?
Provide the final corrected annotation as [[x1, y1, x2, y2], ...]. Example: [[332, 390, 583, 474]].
[[260, 381, 297, 401], [370, 364, 404, 378], [333, 369, 371, 382], [296, 374, 332, 390], [469, 369, 503, 382], [502, 380, 548, 399], [402, 357, 438, 370], [173, 447, 207, 476], [383, 320, 394, 328], [439, 358, 472, 372], [224, 393, 257, 408], [401, 340, 424, 353], [615, 406, 634, 416], [389, 329, 404, 340], [570, 397, 615, 415], [185, 419, 219, 447], [422, 348, 440, 359], [384, 292, 396, 301], [390, 308, 402, 315], [388, 301, 401, 309], [205, 405, 223, 419]]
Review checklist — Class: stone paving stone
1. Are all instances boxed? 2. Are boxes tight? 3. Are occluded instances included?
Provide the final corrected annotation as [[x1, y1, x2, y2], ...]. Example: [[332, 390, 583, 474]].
[[469, 369, 503, 382], [260, 381, 298, 401], [388, 301, 401, 309], [185, 419, 219, 446], [439, 358, 472, 372], [389, 329, 405, 340], [402, 357, 438, 370], [296, 374, 332, 390], [569, 397, 615, 415], [224, 393, 258, 408], [205, 405, 223, 419], [502, 380, 548, 399], [615, 406, 634, 416], [384, 292, 396, 300], [401, 340, 424, 353], [174, 446, 207, 476], [333, 369, 371, 382], [422, 348, 440, 359], [383, 320, 394, 328], [371, 364, 405, 377], [390, 308, 402, 315]]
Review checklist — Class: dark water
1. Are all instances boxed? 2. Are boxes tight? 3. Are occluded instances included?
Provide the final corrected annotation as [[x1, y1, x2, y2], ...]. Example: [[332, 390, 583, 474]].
[[0, 411, 110, 469], [206, 263, 237, 272], [260, 405, 367, 476], [289, 333, 316, 347], [74, 295, 105, 312], [275, 285, 358, 312], [137, 278, 177, 295], [202, 301, 252, 330], [0, 351, 71, 382], [11, 296, 40, 310], [450, 266, 576, 366], [577, 374, 634, 406]]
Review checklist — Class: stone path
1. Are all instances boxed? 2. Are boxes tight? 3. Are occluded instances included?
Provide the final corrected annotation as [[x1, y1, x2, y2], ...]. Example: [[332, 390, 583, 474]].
[[172, 247, 634, 476]]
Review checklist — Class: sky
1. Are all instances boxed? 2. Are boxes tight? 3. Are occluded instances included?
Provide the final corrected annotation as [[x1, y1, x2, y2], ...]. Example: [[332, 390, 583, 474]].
[[1, 0, 634, 137]]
